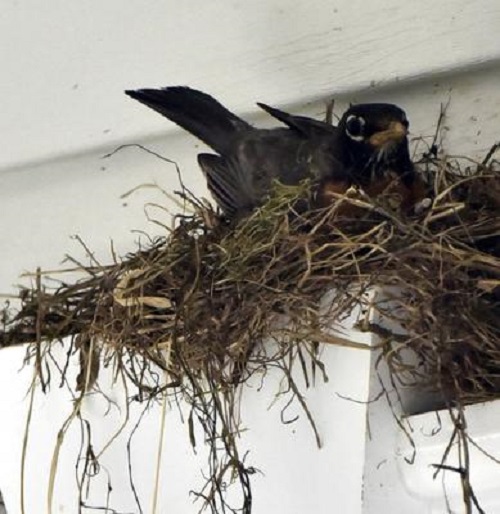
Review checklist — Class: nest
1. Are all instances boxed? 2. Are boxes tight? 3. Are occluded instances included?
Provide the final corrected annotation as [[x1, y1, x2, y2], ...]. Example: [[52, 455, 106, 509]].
[[1, 143, 499, 513]]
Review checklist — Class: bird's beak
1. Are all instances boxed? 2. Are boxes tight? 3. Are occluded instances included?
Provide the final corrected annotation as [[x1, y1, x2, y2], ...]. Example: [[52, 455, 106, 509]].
[[368, 121, 408, 148]]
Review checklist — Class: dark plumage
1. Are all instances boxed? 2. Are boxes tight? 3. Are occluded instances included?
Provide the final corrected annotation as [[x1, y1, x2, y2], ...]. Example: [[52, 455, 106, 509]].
[[125, 86, 421, 217]]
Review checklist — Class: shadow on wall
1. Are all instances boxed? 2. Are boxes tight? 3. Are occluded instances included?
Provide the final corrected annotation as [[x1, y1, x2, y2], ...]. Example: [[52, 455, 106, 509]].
[[0, 490, 6, 514]]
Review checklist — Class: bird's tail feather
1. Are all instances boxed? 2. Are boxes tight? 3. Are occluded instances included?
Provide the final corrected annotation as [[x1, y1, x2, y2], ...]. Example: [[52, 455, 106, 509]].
[[125, 86, 251, 154]]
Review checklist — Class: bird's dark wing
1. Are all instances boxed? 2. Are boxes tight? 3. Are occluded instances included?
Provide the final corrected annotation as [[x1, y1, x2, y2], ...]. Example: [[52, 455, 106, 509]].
[[257, 103, 337, 138], [125, 87, 252, 155], [197, 154, 258, 217]]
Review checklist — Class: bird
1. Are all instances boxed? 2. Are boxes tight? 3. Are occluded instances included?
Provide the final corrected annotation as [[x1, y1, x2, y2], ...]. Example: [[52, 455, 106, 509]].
[[125, 86, 427, 218]]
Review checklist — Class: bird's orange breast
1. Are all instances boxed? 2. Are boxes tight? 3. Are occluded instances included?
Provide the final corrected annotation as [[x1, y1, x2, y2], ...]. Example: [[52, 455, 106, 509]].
[[318, 173, 428, 216]]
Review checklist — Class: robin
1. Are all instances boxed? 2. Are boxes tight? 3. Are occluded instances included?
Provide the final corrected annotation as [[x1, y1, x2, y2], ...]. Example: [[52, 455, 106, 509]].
[[125, 87, 428, 218]]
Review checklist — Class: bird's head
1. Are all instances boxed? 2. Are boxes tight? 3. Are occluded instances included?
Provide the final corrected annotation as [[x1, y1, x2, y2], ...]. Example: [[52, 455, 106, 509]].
[[338, 103, 412, 182]]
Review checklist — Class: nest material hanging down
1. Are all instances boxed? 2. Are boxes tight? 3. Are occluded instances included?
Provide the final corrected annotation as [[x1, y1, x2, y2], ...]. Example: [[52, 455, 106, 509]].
[[0, 148, 499, 513]]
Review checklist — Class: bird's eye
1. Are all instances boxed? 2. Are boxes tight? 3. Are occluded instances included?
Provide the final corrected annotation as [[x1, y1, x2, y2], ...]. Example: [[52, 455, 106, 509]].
[[345, 115, 366, 141]]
